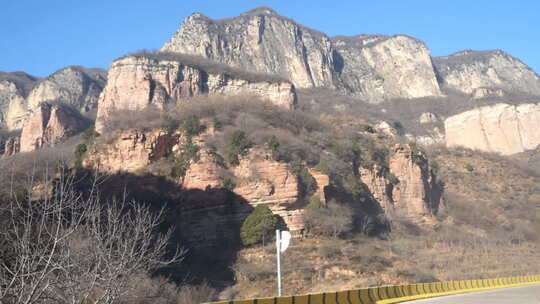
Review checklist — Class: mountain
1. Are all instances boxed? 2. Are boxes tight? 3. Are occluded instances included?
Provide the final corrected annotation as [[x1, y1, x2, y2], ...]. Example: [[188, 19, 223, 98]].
[[161, 7, 540, 103], [434, 50, 540, 97], [0, 66, 106, 130]]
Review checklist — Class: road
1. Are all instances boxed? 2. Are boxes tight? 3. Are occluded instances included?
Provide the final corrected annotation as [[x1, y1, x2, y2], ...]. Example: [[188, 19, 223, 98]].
[[405, 284, 540, 304]]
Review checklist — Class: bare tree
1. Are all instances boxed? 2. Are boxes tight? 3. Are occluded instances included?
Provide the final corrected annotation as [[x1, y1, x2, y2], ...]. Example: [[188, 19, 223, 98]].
[[0, 169, 184, 304]]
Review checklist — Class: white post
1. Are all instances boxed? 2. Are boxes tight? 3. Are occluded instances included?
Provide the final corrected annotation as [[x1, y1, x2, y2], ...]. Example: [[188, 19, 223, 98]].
[[276, 229, 282, 297]]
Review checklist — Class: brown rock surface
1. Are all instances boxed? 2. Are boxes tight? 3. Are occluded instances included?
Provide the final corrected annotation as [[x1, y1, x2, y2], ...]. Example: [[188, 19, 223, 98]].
[[360, 144, 441, 218], [85, 129, 328, 234], [19, 104, 88, 152], [95, 55, 296, 133], [85, 129, 181, 173]]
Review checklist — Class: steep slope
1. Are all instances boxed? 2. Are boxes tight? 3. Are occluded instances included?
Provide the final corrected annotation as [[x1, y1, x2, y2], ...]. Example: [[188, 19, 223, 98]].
[[445, 103, 540, 155], [161, 7, 444, 103], [332, 35, 442, 102], [162, 7, 338, 89], [95, 52, 297, 133], [434, 50, 540, 97], [0, 71, 39, 127]]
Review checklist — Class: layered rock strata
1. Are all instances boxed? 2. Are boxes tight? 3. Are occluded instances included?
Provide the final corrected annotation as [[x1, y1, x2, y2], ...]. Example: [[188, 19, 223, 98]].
[[85, 128, 329, 235], [445, 103, 540, 155], [95, 54, 297, 133]]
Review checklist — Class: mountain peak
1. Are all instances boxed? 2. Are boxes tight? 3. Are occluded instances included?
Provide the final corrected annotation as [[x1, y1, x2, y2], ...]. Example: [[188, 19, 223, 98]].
[[241, 6, 279, 17]]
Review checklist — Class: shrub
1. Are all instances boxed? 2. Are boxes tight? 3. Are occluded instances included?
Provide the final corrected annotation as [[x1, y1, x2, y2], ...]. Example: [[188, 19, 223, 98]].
[[81, 125, 99, 143], [181, 115, 204, 137], [464, 163, 474, 172], [392, 121, 404, 136], [345, 175, 371, 202], [220, 176, 236, 191], [266, 135, 280, 160], [240, 205, 278, 246], [409, 142, 425, 165], [304, 199, 353, 238], [386, 172, 399, 185], [307, 195, 324, 209], [74, 143, 87, 169], [288, 156, 316, 197], [171, 140, 200, 179], [225, 130, 251, 166], [314, 158, 331, 176]]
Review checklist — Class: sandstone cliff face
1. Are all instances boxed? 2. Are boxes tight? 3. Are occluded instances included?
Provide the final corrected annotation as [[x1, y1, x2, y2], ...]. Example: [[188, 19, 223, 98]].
[[434, 50, 540, 96], [162, 7, 338, 89], [360, 144, 441, 218], [20, 104, 89, 152], [85, 127, 329, 234], [332, 35, 442, 102], [95, 54, 297, 133], [445, 103, 540, 155], [84, 129, 179, 172]]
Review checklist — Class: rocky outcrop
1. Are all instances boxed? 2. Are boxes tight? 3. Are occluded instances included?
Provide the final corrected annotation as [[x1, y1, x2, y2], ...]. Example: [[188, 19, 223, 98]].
[[445, 103, 540, 155], [434, 50, 540, 96], [0, 67, 106, 130], [162, 7, 338, 89], [85, 127, 329, 234], [95, 54, 297, 133], [332, 35, 442, 102], [20, 104, 89, 152], [360, 144, 441, 218]]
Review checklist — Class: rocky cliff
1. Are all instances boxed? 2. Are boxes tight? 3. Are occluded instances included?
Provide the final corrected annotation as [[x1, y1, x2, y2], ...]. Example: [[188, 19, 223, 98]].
[[445, 103, 540, 155], [0, 67, 106, 130], [85, 126, 329, 237], [95, 53, 297, 133], [162, 7, 337, 89], [360, 144, 441, 219], [0, 71, 38, 128], [20, 103, 89, 152], [332, 35, 442, 102], [161, 7, 446, 103], [434, 50, 540, 96]]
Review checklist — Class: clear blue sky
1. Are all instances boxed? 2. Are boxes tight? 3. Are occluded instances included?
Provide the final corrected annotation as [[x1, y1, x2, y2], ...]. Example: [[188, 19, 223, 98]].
[[1, 0, 539, 77]]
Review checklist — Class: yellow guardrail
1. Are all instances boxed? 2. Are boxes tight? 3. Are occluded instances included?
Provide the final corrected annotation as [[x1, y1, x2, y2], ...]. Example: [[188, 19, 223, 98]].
[[204, 275, 540, 304]]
